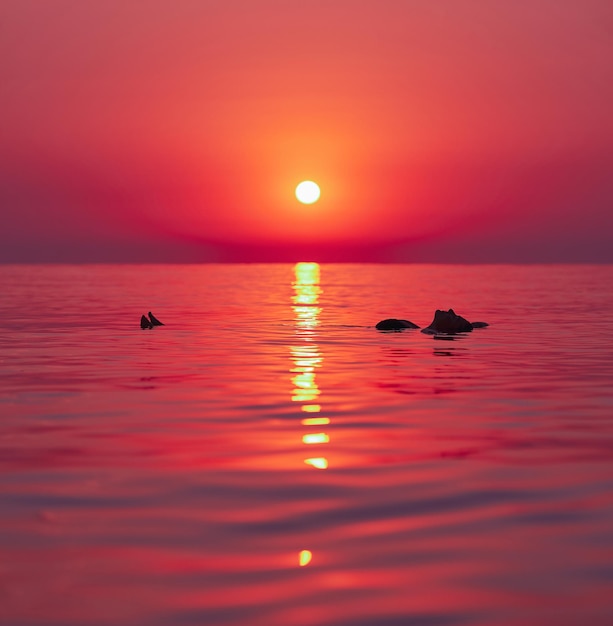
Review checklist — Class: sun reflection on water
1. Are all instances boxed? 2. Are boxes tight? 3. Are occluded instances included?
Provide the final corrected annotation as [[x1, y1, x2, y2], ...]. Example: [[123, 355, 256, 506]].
[[291, 262, 330, 475], [299, 549, 313, 567], [303, 458, 328, 470], [301, 404, 321, 413], [301, 417, 330, 426], [291, 262, 330, 567], [302, 433, 330, 445]]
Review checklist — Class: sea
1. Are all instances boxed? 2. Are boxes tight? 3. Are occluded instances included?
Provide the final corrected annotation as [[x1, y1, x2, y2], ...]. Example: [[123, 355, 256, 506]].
[[1, 263, 612, 626]]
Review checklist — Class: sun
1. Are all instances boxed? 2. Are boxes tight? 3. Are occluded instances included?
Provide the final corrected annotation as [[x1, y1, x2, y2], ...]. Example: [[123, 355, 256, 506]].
[[295, 181, 321, 204]]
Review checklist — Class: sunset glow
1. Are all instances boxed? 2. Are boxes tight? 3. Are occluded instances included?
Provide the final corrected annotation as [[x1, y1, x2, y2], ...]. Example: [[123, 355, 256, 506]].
[[2, 2, 613, 619], [2, 2, 610, 262]]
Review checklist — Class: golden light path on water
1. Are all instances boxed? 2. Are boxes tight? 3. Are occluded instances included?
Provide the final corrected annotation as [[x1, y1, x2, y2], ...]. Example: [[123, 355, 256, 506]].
[[291, 262, 328, 566]]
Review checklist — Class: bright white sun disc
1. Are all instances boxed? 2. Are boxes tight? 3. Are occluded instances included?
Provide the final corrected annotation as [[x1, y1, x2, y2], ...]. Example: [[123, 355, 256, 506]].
[[295, 181, 321, 204]]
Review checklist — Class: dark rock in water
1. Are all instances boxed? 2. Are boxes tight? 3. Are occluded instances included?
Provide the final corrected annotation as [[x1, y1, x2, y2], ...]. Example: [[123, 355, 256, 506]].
[[470, 321, 489, 328], [376, 318, 420, 331], [148, 311, 164, 326], [140, 314, 153, 330], [422, 308, 488, 334], [423, 309, 472, 334]]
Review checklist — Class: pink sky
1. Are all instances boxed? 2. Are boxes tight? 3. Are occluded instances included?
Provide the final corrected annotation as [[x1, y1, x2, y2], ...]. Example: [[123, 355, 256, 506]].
[[1, 0, 612, 262]]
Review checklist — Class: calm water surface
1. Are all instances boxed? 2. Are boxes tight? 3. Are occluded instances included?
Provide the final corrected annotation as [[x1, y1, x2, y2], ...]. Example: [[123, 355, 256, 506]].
[[1, 264, 613, 626]]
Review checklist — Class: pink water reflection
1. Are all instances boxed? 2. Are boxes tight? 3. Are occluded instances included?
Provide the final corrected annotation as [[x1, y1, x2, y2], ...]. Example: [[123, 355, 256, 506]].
[[1, 264, 613, 625]]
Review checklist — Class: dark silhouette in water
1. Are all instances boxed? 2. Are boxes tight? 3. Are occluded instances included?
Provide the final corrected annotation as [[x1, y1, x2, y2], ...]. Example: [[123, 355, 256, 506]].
[[376, 309, 488, 334], [140, 315, 153, 330], [140, 311, 164, 329], [376, 318, 420, 331], [148, 311, 164, 326], [421, 309, 488, 334]]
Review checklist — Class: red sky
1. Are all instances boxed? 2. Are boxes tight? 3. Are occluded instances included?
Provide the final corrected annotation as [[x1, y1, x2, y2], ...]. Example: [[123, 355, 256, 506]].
[[1, 0, 612, 262]]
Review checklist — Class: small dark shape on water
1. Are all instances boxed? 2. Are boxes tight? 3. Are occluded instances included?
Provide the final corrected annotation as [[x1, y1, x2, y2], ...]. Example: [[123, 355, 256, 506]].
[[140, 315, 153, 330], [376, 318, 420, 331], [148, 311, 164, 326], [422, 309, 489, 335]]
